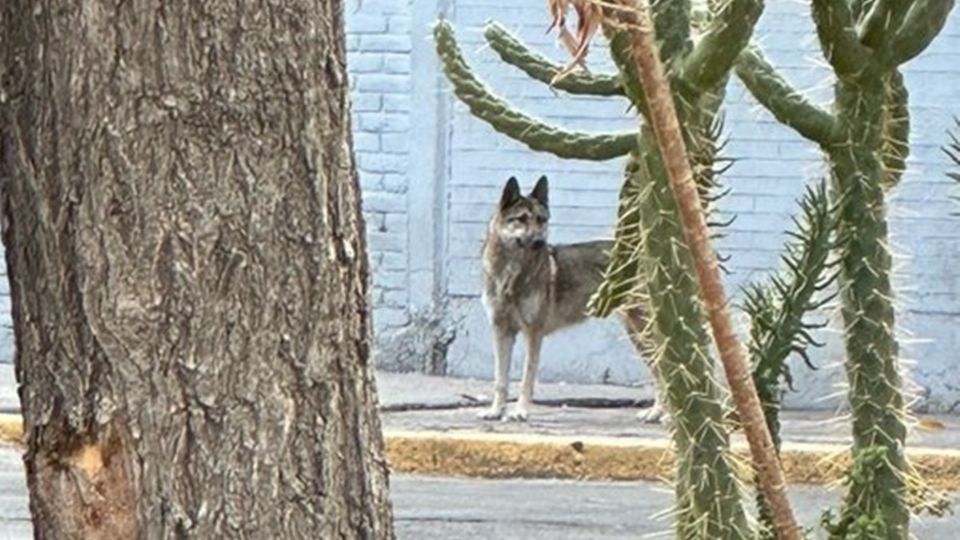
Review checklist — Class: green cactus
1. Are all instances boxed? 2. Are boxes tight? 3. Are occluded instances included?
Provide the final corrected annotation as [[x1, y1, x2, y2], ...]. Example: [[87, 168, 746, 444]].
[[434, 1, 767, 536], [433, 23, 636, 161], [744, 183, 836, 449], [613, 129, 753, 540], [743, 182, 837, 537], [482, 24, 625, 97], [735, 3, 955, 538]]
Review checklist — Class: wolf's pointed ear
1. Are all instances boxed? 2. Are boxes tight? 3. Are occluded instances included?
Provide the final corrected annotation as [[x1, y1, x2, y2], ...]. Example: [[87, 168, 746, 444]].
[[530, 175, 548, 206], [500, 177, 521, 209]]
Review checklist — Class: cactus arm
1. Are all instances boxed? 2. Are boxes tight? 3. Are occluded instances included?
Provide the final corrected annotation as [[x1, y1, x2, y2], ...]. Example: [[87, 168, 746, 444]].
[[680, 0, 764, 91], [734, 46, 841, 145], [811, 0, 874, 76], [746, 182, 835, 438], [880, 70, 909, 190], [482, 23, 625, 97], [749, 184, 835, 382], [887, 0, 955, 66], [433, 21, 636, 161]]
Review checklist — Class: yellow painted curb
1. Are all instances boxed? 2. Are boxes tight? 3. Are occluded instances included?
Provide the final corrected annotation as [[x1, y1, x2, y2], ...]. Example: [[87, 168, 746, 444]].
[[384, 430, 960, 490], [3, 413, 958, 490], [0, 413, 23, 445]]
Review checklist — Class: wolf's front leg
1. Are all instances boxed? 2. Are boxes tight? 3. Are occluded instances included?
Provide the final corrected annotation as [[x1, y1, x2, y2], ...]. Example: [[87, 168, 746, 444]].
[[479, 329, 515, 420], [507, 332, 542, 422]]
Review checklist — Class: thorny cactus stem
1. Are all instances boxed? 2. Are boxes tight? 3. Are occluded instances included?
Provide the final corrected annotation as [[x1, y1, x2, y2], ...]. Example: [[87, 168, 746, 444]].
[[829, 87, 910, 536], [610, 3, 801, 538], [625, 134, 751, 540], [735, 1, 955, 538], [745, 183, 836, 452]]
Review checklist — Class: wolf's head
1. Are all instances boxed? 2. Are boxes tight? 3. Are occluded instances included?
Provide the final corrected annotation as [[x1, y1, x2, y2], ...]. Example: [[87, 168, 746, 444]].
[[491, 176, 550, 250]]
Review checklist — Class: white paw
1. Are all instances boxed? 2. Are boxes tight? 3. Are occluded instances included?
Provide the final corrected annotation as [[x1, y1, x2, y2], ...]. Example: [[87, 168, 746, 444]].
[[637, 403, 666, 424], [505, 405, 529, 422], [478, 405, 505, 421]]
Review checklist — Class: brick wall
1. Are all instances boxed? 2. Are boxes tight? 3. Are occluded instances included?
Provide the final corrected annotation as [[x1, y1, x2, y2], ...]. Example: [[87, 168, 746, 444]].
[[345, 0, 414, 335]]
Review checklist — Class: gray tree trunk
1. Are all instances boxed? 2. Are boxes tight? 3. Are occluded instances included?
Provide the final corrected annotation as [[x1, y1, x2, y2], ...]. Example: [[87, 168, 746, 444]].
[[0, 1, 395, 538]]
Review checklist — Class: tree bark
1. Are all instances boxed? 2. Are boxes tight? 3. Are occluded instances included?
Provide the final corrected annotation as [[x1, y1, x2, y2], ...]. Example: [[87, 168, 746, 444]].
[[0, 1, 394, 539], [610, 2, 802, 539]]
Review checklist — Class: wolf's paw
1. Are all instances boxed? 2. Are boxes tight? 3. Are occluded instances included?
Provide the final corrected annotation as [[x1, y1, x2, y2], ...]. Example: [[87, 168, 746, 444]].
[[505, 406, 529, 422], [637, 402, 666, 424], [478, 405, 505, 421]]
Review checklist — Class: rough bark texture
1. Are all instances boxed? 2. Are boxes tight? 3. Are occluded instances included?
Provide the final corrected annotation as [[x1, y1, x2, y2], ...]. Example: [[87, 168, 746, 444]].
[[0, 1, 394, 539], [614, 3, 801, 539]]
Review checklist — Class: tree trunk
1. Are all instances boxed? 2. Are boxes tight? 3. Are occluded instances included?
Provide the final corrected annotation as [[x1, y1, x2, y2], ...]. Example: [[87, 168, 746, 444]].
[[0, 1, 394, 539]]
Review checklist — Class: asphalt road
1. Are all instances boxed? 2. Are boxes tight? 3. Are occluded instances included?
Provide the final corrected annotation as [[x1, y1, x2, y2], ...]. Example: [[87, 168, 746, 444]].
[[392, 476, 957, 539], [0, 445, 955, 539]]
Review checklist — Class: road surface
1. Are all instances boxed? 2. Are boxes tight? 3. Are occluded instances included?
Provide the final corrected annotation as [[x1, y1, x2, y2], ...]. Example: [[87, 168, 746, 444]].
[[0, 445, 955, 539]]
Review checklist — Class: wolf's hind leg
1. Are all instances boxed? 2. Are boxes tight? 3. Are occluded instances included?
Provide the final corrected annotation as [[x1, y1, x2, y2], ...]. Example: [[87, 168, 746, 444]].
[[621, 307, 669, 425]]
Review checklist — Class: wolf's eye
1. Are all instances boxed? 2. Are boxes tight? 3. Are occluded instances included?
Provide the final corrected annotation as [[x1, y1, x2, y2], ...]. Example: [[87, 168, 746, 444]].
[[535, 216, 547, 225]]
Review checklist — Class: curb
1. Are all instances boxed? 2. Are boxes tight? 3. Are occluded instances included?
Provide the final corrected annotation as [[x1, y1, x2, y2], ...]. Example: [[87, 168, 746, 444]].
[[0, 413, 20, 446], [3, 414, 958, 490], [383, 430, 960, 490]]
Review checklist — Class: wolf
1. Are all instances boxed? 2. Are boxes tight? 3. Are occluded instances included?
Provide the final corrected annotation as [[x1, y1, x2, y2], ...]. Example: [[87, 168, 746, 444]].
[[479, 175, 664, 422]]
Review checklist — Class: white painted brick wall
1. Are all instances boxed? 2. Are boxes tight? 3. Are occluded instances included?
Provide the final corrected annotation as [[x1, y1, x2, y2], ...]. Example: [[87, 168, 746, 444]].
[[346, 0, 414, 334]]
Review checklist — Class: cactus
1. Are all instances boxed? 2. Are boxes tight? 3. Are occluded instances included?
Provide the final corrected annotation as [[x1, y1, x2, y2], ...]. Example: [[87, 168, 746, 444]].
[[434, 0, 770, 536], [744, 183, 836, 452], [734, 2, 955, 538], [432, 24, 636, 160], [743, 182, 837, 537]]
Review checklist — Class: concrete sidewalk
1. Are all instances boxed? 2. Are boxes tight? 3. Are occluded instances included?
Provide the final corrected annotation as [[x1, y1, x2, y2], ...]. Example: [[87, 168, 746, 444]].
[[375, 371, 959, 449]]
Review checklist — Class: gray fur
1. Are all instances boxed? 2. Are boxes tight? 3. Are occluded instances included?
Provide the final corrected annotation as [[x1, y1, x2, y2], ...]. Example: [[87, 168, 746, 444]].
[[479, 176, 664, 422]]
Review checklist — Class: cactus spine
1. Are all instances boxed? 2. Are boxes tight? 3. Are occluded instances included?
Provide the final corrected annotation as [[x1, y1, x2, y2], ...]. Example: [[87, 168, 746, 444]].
[[735, 2, 955, 538]]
